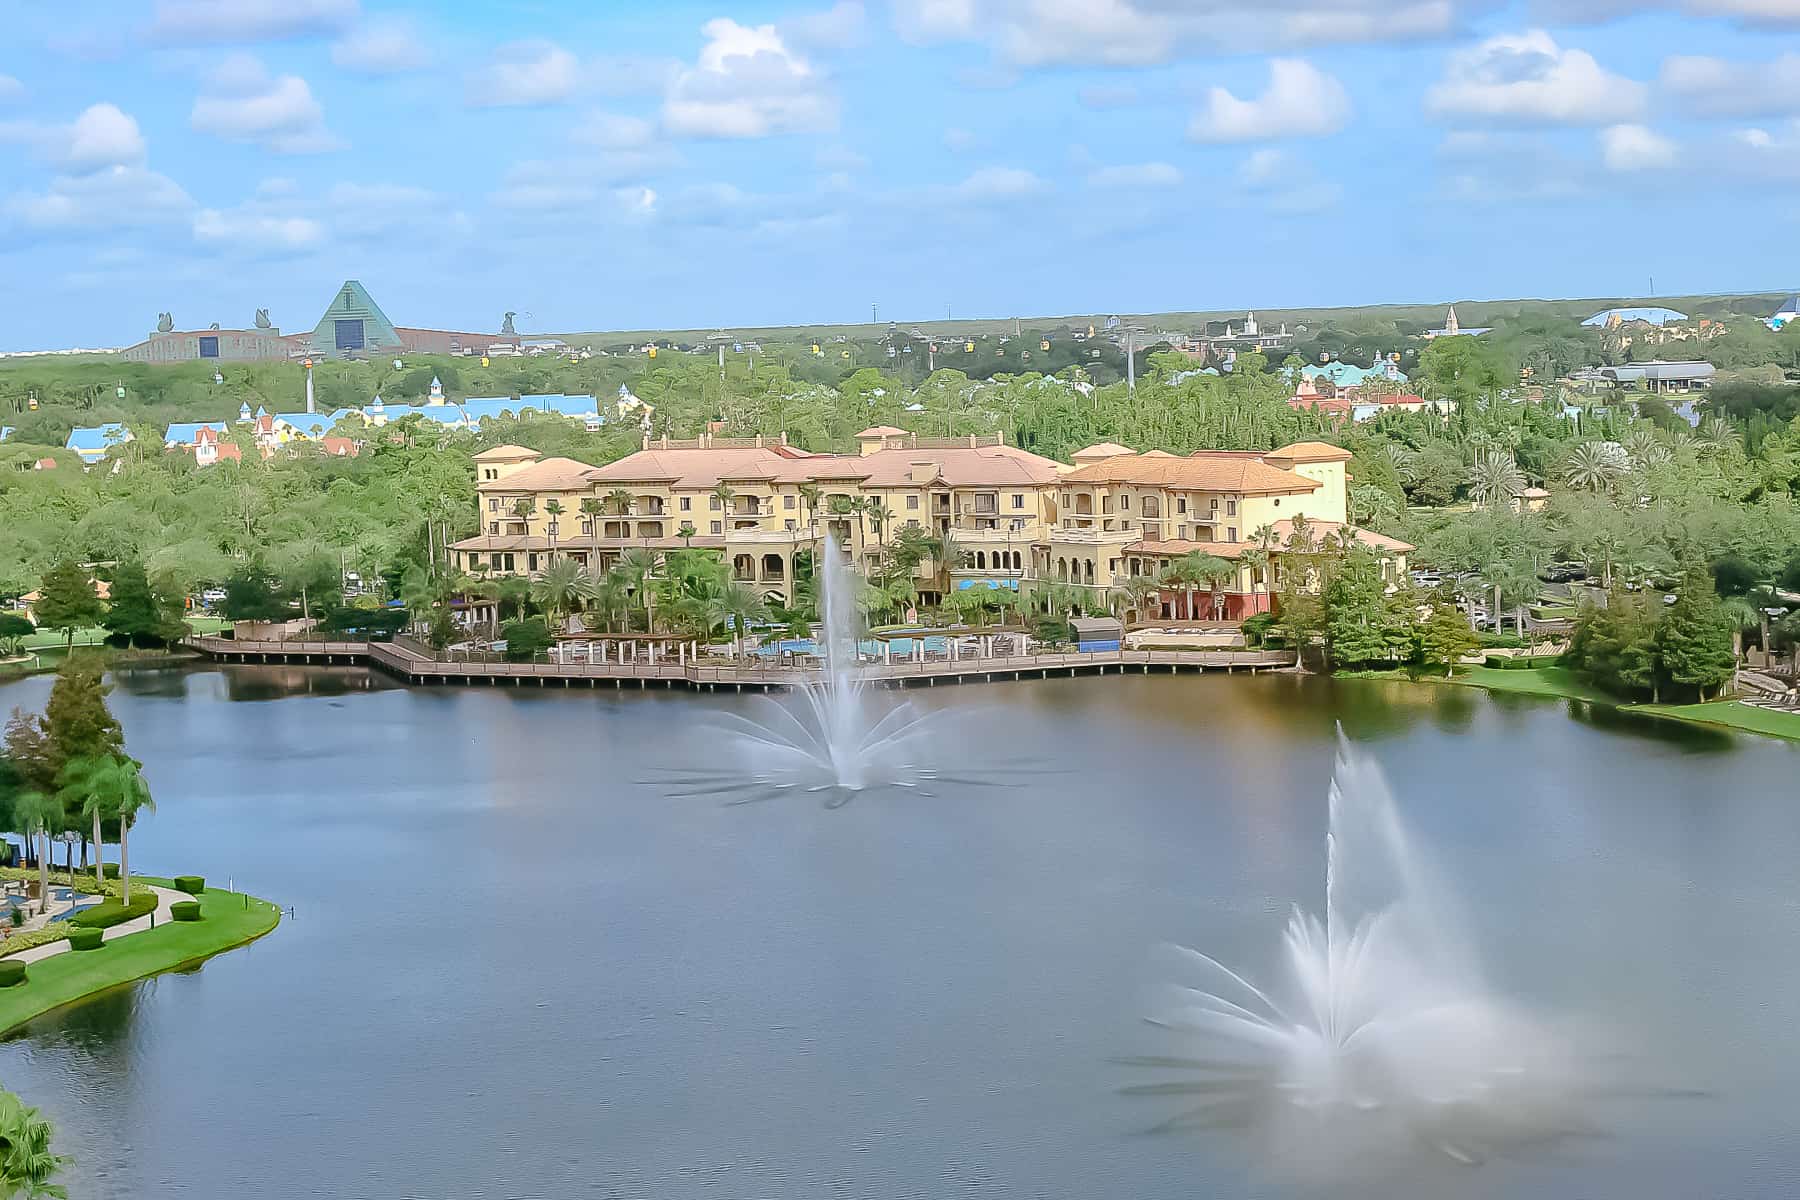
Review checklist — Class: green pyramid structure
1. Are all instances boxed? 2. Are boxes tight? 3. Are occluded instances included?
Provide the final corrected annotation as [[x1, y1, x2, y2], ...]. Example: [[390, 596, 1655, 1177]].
[[307, 280, 402, 357]]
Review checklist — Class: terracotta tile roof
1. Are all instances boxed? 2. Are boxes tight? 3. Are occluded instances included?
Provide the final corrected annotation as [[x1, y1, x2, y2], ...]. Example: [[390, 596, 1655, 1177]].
[[1070, 441, 1136, 461], [1124, 539, 1252, 560], [855, 425, 907, 437], [472, 444, 542, 462], [583, 442, 1063, 491], [474, 456, 600, 492], [1062, 453, 1319, 495], [1265, 441, 1353, 464], [1270, 519, 1415, 553], [451, 533, 725, 552]]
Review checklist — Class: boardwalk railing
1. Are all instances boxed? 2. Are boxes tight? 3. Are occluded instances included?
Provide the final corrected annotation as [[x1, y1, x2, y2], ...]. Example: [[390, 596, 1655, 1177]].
[[183, 633, 1296, 689]]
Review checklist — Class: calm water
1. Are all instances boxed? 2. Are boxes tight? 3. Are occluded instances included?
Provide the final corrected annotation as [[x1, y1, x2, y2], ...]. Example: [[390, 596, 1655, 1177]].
[[2, 664, 1798, 1199]]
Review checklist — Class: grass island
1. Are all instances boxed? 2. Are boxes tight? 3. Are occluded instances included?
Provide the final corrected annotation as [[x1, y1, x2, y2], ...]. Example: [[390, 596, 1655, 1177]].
[[0, 878, 280, 1036]]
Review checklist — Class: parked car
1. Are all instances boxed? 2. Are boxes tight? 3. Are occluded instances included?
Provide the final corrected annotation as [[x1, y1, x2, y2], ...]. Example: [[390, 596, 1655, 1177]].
[[200, 587, 226, 606]]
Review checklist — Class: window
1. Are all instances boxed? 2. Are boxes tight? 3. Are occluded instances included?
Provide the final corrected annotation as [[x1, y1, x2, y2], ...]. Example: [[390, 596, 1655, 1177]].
[[502, 553, 516, 571], [709, 496, 720, 510], [488, 522, 499, 535], [710, 520, 722, 534], [1273, 498, 1281, 507], [680, 496, 691, 511], [1011, 493, 1024, 509], [1121, 494, 1131, 510], [906, 495, 919, 510], [1211, 498, 1219, 510], [784, 494, 796, 509], [528, 553, 539, 572], [198, 336, 219, 358], [488, 498, 499, 512], [1226, 499, 1237, 517], [1177, 498, 1187, 513], [1227, 528, 1238, 543]]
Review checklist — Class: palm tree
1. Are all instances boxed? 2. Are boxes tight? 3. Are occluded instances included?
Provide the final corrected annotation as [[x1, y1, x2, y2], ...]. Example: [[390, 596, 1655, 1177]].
[[867, 502, 897, 546], [1119, 576, 1161, 623], [1720, 595, 1760, 684], [0, 1089, 69, 1199], [532, 558, 584, 633], [710, 484, 736, 522], [1564, 441, 1627, 493], [579, 497, 605, 566], [57, 754, 153, 903], [1467, 451, 1526, 510], [677, 521, 697, 547], [798, 482, 823, 530], [11, 790, 62, 916], [720, 580, 771, 659], [540, 498, 565, 568], [928, 528, 965, 596], [617, 547, 660, 633], [510, 496, 536, 522], [606, 488, 634, 517]]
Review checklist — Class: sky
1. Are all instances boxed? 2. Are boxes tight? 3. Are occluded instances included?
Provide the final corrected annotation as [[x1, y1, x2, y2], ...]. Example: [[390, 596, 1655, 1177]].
[[1, 0, 1798, 351]]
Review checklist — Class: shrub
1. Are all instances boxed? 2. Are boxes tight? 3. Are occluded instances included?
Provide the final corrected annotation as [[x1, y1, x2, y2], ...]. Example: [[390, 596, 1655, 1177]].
[[7, 908, 20, 928], [174, 876, 205, 895], [1482, 655, 1564, 670], [170, 901, 202, 922], [0, 960, 25, 987], [70, 892, 158, 929], [1241, 611, 1277, 647], [1479, 632, 1528, 649], [501, 617, 553, 662], [67, 927, 105, 951], [102, 863, 120, 879]]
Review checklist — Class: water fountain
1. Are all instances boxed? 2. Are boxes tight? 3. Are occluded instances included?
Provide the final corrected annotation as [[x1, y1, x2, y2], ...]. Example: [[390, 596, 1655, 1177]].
[[663, 535, 988, 804], [1122, 733, 1693, 1173]]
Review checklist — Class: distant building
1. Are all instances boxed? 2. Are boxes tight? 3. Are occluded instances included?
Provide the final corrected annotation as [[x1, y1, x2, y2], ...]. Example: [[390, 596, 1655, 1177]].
[[119, 325, 292, 363], [1580, 360, 1715, 394], [1423, 306, 1491, 339], [1582, 306, 1688, 328], [189, 425, 242, 466], [1767, 295, 1800, 331], [0, 426, 11, 442], [65, 424, 133, 464], [163, 420, 231, 447]]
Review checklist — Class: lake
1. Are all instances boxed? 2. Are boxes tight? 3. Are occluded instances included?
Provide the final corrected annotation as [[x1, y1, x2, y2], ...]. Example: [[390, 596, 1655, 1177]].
[[2, 663, 1798, 1199]]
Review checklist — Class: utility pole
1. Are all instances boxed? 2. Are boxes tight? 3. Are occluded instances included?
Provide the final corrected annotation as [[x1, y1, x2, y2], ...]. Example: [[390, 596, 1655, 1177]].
[[1126, 329, 1137, 394], [872, 303, 878, 326]]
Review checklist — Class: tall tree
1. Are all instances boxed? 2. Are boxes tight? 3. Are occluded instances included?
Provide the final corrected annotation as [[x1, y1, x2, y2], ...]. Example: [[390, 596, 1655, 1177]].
[[1655, 558, 1738, 701], [31, 561, 104, 650], [0, 1088, 69, 1199], [11, 789, 63, 915], [101, 559, 181, 648], [42, 654, 123, 777]]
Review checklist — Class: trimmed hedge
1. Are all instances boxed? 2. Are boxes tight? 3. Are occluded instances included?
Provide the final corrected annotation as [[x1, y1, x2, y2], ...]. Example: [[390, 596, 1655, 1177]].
[[1482, 654, 1567, 670], [170, 901, 202, 922], [67, 927, 105, 951], [174, 876, 205, 895], [101, 864, 121, 879], [0, 960, 24, 987], [70, 892, 158, 929]]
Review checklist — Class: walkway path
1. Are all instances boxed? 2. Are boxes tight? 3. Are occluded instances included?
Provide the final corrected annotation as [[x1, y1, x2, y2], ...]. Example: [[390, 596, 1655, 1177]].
[[8, 884, 188, 964]]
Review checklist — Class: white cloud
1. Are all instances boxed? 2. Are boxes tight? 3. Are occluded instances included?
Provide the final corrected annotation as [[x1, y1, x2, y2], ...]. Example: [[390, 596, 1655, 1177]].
[[781, 1, 867, 49], [8, 166, 193, 231], [191, 55, 341, 153], [193, 206, 325, 253], [64, 104, 147, 172], [468, 41, 581, 108], [1188, 59, 1350, 143], [663, 19, 836, 138], [0, 76, 23, 105], [949, 165, 1046, 200], [330, 16, 430, 74], [891, 0, 1457, 65], [1685, 0, 1800, 24], [1661, 53, 1800, 118], [1087, 161, 1183, 188], [1233, 147, 1341, 212], [572, 112, 656, 151], [1600, 123, 1677, 169], [149, 0, 359, 44], [1426, 30, 1646, 126]]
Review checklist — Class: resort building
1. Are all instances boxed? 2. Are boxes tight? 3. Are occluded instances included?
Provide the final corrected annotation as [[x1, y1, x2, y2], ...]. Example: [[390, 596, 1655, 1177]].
[[452, 431, 1411, 621], [65, 424, 133, 464]]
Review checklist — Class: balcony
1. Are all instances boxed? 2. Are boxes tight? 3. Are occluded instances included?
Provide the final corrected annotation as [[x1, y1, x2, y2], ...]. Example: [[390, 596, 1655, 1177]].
[[955, 524, 1036, 544], [1050, 526, 1138, 546], [726, 526, 821, 546]]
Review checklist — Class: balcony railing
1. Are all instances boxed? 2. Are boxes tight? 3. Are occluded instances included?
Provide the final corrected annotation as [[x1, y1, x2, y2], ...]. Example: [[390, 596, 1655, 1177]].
[[726, 527, 820, 545], [1050, 526, 1138, 545]]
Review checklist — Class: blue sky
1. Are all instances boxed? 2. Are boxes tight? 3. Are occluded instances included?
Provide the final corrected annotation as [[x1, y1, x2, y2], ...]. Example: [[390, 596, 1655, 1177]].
[[1, 0, 1797, 350]]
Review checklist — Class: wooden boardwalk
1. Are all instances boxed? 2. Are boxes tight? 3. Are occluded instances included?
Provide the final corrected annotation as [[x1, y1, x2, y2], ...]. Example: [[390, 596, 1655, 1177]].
[[182, 635, 1297, 692]]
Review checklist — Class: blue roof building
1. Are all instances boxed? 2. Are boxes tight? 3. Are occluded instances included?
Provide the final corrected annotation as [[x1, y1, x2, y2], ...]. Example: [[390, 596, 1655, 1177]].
[[66, 424, 134, 464], [273, 413, 335, 439], [164, 420, 231, 445], [0, 427, 12, 443]]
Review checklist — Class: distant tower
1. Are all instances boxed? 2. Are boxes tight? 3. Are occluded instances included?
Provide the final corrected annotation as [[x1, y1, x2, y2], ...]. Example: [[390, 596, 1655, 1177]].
[[1244, 311, 1259, 337], [304, 358, 316, 414], [238, 400, 252, 423], [1445, 306, 1461, 336], [428, 375, 445, 404]]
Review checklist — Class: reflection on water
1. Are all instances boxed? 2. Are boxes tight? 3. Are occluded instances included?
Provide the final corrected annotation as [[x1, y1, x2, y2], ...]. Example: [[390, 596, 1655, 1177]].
[[0, 665, 1794, 1200]]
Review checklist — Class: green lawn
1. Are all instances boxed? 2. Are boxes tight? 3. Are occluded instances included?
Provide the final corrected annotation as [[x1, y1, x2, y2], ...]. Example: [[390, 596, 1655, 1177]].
[[1631, 700, 1800, 743], [1446, 665, 1618, 703], [0, 879, 280, 1035]]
